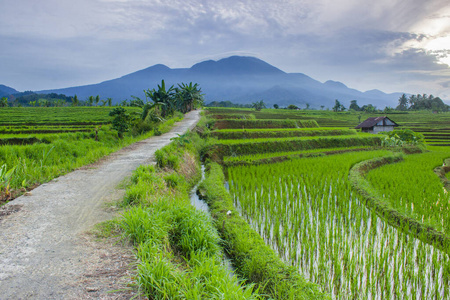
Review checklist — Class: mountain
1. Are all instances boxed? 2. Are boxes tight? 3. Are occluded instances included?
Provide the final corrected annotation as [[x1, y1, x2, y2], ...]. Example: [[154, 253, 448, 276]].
[[0, 85, 18, 98], [38, 56, 403, 108]]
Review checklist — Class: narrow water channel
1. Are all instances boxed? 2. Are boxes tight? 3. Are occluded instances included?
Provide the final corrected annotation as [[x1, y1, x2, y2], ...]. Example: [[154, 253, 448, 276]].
[[190, 165, 210, 213], [189, 165, 234, 273]]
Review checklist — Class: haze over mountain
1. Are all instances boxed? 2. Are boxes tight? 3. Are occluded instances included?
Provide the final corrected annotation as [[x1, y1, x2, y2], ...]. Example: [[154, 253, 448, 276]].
[[0, 85, 18, 98], [20, 57, 406, 108]]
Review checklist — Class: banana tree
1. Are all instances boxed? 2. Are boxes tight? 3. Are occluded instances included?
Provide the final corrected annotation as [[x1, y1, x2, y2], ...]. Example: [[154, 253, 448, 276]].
[[175, 82, 204, 113], [144, 80, 176, 117]]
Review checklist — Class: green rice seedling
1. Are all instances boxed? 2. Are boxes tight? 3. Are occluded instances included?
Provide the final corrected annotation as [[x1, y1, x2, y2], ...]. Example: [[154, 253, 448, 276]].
[[210, 135, 380, 160], [366, 147, 450, 233], [212, 128, 357, 140], [228, 151, 450, 299], [223, 146, 372, 165], [213, 119, 320, 130]]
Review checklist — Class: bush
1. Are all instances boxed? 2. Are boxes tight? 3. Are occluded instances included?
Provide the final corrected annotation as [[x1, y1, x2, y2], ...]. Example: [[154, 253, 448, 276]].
[[164, 172, 182, 188], [381, 129, 425, 147]]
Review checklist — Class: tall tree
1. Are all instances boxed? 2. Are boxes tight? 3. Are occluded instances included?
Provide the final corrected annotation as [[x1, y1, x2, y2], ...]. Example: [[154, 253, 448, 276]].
[[72, 95, 79, 107], [144, 80, 175, 117], [109, 107, 130, 139], [333, 99, 345, 112], [349, 100, 360, 111], [0, 97, 8, 107], [396, 94, 408, 111], [251, 100, 266, 111], [175, 82, 203, 113]]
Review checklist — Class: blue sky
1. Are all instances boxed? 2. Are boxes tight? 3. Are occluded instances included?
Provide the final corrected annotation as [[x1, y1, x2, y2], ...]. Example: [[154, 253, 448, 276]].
[[1, 0, 449, 100]]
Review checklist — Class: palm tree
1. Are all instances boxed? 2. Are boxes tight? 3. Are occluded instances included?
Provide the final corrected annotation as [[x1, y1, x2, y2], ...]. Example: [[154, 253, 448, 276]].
[[252, 100, 266, 111], [144, 80, 175, 117], [175, 82, 203, 113], [0, 97, 8, 107], [72, 95, 79, 107]]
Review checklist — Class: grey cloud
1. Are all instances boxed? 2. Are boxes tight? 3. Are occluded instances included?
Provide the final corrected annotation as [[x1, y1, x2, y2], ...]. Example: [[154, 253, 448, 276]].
[[0, 0, 449, 99]]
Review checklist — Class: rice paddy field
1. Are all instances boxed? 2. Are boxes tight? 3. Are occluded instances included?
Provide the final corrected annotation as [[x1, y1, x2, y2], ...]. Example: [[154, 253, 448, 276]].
[[204, 107, 450, 299], [0, 106, 166, 202], [207, 108, 450, 146]]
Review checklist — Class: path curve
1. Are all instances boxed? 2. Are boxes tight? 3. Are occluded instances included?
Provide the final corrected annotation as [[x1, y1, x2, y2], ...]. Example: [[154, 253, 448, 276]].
[[0, 110, 201, 299]]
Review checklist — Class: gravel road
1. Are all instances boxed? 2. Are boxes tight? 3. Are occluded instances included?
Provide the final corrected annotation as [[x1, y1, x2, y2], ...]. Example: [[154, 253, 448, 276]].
[[0, 110, 201, 299]]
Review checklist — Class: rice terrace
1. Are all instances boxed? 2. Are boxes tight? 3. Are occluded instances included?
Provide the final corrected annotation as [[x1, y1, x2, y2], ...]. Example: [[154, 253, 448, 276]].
[[1, 95, 450, 299], [2, 0, 450, 298]]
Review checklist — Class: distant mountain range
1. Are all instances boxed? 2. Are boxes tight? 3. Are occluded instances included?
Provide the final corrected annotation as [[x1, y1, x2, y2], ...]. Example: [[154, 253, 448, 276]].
[[2, 56, 405, 108], [0, 84, 18, 98]]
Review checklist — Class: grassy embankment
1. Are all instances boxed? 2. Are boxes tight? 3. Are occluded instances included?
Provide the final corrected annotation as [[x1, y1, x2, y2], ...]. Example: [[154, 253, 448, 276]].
[[104, 115, 328, 299], [0, 107, 182, 204], [206, 107, 450, 298]]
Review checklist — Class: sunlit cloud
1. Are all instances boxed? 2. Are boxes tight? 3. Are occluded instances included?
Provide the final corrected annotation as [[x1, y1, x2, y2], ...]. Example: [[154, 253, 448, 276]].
[[0, 0, 448, 99]]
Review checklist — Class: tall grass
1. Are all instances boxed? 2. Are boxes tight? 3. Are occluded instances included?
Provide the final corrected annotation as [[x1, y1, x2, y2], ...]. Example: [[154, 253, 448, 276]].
[[0, 128, 146, 190], [117, 133, 261, 299]]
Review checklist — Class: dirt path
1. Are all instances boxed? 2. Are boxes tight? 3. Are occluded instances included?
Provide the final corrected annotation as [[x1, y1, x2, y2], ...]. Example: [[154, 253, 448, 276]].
[[0, 110, 201, 300]]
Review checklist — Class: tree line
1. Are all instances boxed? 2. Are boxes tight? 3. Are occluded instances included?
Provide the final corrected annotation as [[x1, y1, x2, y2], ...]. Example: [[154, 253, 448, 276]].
[[395, 93, 448, 112], [109, 80, 204, 138]]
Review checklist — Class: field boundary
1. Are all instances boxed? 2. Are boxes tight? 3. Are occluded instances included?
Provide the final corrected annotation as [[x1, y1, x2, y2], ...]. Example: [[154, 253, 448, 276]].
[[434, 158, 450, 192], [349, 154, 450, 254], [223, 147, 373, 166], [209, 135, 380, 161], [198, 163, 327, 300]]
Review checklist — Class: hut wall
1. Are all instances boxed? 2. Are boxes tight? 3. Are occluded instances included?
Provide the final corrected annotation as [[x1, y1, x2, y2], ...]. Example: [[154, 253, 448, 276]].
[[373, 125, 394, 134]]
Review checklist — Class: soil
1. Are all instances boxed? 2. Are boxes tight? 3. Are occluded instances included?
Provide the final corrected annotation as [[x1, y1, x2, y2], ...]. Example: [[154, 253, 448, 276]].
[[0, 110, 201, 300]]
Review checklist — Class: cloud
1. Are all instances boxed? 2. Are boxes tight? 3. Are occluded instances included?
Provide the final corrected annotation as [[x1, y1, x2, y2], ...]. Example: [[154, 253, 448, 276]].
[[0, 0, 449, 98]]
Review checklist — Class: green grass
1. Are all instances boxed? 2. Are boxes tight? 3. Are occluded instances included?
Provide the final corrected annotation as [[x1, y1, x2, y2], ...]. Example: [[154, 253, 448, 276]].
[[213, 119, 319, 129], [223, 146, 373, 165], [0, 111, 183, 200], [0, 106, 140, 125], [212, 127, 357, 139], [209, 134, 380, 160], [115, 136, 262, 299]]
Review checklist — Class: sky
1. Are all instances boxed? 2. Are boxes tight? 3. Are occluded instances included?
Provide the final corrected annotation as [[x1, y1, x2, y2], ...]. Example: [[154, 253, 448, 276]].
[[1, 0, 450, 100]]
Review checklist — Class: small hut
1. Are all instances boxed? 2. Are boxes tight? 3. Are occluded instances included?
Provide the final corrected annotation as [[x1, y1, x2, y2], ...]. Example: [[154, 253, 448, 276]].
[[355, 116, 399, 134]]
